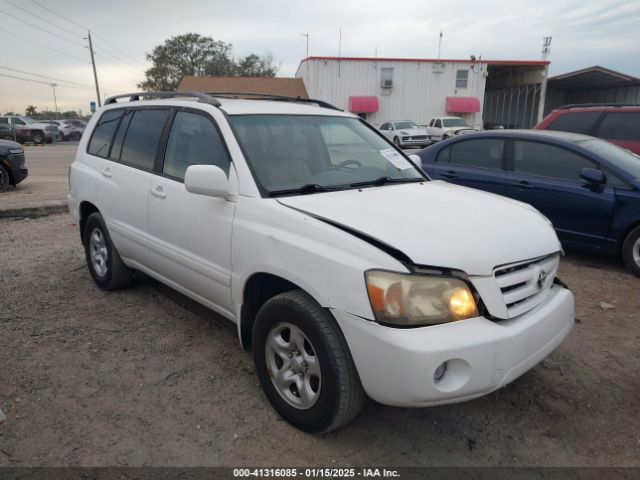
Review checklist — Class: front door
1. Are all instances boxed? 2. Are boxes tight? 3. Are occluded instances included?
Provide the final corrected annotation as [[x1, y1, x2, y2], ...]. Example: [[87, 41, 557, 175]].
[[506, 139, 615, 248], [146, 109, 236, 316]]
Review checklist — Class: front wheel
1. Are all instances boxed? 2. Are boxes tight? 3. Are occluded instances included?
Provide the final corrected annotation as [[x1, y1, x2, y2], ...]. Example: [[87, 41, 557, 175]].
[[252, 290, 365, 433], [393, 136, 401, 147], [622, 226, 640, 276], [32, 131, 44, 144], [0, 164, 10, 192], [83, 212, 133, 290]]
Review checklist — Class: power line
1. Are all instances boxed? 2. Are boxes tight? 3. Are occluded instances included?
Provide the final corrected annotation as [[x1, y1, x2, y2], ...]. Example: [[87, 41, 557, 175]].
[[0, 0, 84, 39], [28, 0, 147, 69], [94, 48, 144, 76], [0, 72, 91, 89], [0, 66, 92, 88], [1, 27, 88, 63], [0, 8, 85, 47]]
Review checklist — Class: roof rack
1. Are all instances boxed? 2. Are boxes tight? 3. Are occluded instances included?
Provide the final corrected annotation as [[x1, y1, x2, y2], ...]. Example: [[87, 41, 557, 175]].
[[557, 102, 640, 110], [204, 91, 342, 111], [104, 91, 221, 106]]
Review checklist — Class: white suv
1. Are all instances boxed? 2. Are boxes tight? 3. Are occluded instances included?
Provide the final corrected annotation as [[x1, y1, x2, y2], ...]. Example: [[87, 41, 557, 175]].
[[68, 92, 575, 433]]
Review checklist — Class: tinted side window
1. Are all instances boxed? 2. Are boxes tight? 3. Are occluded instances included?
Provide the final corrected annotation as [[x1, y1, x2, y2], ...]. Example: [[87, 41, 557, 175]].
[[449, 139, 504, 170], [0, 118, 8, 124], [547, 111, 600, 134], [513, 141, 595, 180], [436, 145, 451, 163], [109, 110, 133, 161], [120, 109, 170, 170], [434, 119, 442, 128], [595, 112, 640, 141], [87, 110, 124, 157], [163, 111, 231, 180]]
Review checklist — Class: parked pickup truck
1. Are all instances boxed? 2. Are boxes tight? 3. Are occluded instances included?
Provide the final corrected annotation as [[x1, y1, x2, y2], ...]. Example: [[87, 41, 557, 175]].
[[426, 116, 477, 141]]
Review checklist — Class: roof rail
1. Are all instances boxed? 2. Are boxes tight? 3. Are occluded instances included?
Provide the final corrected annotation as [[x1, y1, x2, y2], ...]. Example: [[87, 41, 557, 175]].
[[557, 102, 640, 110], [205, 91, 342, 111], [104, 91, 221, 107]]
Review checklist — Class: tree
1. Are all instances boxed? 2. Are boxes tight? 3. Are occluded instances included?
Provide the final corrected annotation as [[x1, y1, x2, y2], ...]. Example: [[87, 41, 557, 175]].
[[138, 33, 277, 91], [25, 105, 37, 116]]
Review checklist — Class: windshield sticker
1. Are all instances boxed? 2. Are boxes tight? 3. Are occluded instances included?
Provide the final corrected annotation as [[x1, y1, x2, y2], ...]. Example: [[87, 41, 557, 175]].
[[380, 148, 413, 170]]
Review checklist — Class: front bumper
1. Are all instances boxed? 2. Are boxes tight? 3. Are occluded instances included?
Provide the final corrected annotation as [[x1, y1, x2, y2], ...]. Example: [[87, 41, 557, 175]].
[[331, 284, 574, 407], [6, 153, 28, 185]]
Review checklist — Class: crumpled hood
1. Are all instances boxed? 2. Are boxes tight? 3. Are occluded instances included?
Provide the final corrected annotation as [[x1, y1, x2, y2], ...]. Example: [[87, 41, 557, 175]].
[[446, 126, 477, 134], [277, 181, 561, 276]]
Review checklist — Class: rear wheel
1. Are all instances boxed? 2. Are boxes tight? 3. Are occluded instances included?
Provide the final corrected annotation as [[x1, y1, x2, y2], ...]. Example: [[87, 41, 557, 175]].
[[83, 212, 133, 290], [252, 290, 365, 433], [0, 164, 10, 192], [622, 226, 640, 277]]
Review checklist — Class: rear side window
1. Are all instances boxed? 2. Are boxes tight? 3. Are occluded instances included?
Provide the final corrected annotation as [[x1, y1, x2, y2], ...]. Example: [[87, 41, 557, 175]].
[[595, 112, 640, 141], [513, 141, 595, 181], [447, 139, 505, 170], [0, 118, 7, 124], [87, 110, 124, 157], [163, 111, 231, 180], [120, 109, 170, 170], [547, 111, 601, 134]]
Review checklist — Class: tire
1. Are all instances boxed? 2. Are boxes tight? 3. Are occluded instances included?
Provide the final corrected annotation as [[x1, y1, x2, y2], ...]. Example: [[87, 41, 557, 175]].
[[442, 134, 449, 140], [252, 290, 366, 433], [32, 131, 44, 144], [393, 136, 401, 147], [622, 225, 640, 277], [0, 164, 9, 192], [83, 212, 133, 290]]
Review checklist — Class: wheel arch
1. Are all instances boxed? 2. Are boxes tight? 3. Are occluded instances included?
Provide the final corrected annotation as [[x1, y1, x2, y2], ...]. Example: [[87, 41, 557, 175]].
[[240, 272, 313, 351], [79, 201, 100, 246], [619, 220, 640, 253]]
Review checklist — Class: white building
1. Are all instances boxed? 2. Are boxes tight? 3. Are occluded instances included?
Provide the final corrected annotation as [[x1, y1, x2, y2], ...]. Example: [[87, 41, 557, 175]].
[[296, 56, 549, 129]]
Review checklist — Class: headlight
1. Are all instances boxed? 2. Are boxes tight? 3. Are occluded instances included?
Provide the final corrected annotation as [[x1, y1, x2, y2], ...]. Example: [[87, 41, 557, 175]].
[[365, 270, 479, 326], [9, 148, 23, 154]]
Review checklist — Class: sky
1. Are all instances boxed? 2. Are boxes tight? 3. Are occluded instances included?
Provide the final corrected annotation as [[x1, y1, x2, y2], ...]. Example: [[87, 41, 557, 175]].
[[1, 0, 639, 115]]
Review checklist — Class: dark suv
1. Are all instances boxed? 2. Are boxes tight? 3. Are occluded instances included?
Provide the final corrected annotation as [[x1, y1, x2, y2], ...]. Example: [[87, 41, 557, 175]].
[[535, 104, 640, 155]]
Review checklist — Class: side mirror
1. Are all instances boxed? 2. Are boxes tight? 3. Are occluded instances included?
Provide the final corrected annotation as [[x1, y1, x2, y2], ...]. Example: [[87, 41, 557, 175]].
[[184, 164, 230, 198], [580, 167, 605, 186]]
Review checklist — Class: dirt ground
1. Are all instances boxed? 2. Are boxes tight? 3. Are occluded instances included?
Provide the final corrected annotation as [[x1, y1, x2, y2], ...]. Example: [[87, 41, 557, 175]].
[[0, 213, 638, 467]]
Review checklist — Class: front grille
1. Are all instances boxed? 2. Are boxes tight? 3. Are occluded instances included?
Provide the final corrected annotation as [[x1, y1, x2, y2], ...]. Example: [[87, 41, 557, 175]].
[[411, 135, 427, 140], [494, 254, 559, 318]]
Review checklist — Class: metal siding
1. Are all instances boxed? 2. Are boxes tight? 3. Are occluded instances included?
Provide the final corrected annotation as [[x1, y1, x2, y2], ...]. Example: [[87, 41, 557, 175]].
[[298, 59, 487, 128]]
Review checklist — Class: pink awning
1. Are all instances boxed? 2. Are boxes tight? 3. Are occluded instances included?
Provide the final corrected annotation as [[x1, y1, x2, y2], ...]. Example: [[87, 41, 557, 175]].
[[349, 96, 379, 113], [445, 96, 480, 113]]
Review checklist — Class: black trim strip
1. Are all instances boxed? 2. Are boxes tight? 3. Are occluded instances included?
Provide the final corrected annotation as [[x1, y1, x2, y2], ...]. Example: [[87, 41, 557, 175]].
[[278, 202, 413, 265]]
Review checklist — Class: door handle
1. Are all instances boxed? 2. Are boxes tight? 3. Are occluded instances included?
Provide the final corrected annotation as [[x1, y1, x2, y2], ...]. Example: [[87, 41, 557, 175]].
[[515, 180, 532, 189], [101, 167, 112, 178], [441, 170, 458, 179], [150, 186, 167, 199]]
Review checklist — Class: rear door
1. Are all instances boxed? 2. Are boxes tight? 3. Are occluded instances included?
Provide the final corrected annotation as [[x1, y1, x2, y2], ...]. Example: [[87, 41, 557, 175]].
[[94, 107, 171, 265], [505, 139, 615, 248], [146, 108, 236, 316], [429, 138, 508, 195], [593, 111, 640, 155]]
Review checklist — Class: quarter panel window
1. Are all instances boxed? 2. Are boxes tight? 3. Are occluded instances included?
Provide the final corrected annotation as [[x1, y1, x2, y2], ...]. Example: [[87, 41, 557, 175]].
[[87, 110, 124, 158], [595, 112, 640, 141], [163, 111, 231, 180], [109, 111, 133, 161], [120, 109, 170, 171], [513, 141, 595, 180], [449, 139, 504, 170]]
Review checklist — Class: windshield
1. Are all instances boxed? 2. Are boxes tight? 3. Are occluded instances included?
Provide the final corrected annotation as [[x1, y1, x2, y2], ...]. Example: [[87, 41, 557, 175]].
[[578, 139, 640, 179], [393, 121, 419, 130], [230, 115, 425, 195], [442, 118, 468, 127]]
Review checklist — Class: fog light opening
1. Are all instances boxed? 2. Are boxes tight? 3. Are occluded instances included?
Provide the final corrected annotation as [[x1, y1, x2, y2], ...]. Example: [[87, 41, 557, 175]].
[[434, 361, 448, 383]]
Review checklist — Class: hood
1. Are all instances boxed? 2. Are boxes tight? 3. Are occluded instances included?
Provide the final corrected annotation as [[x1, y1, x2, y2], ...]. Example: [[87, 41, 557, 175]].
[[446, 126, 477, 134], [399, 127, 427, 135], [0, 139, 21, 149], [277, 181, 561, 276]]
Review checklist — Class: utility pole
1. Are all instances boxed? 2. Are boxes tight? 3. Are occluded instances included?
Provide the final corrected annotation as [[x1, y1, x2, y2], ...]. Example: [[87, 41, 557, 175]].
[[87, 31, 101, 107], [50, 83, 58, 119], [299, 32, 309, 58]]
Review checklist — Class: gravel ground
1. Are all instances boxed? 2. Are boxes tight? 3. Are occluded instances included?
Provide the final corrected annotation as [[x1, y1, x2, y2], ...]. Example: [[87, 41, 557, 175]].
[[0, 213, 639, 467]]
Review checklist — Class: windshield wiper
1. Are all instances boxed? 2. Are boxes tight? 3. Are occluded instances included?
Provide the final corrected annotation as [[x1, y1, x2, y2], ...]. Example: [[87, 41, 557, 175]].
[[269, 183, 333, 197], [349, 176, 424, 188]]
